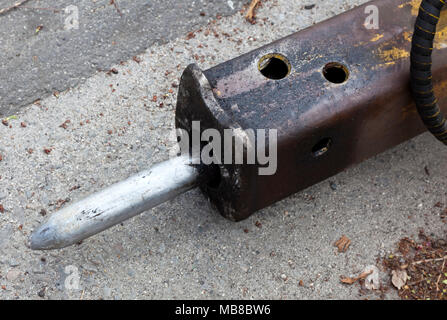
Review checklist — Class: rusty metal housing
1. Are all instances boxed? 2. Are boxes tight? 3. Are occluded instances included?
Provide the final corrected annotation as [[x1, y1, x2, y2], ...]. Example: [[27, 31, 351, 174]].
[[175, 0, 447, 221]]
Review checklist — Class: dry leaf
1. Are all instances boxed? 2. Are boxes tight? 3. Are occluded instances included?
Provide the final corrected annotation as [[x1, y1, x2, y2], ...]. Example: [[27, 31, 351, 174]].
[[334, 235, 351, 253], [340, 269, 372, 285], [364, 265, 380, 290], [391, 269, 408, 290], [0, 0, 31, 15], [245, 0, 261, 23], [340, 276, 358, 284]]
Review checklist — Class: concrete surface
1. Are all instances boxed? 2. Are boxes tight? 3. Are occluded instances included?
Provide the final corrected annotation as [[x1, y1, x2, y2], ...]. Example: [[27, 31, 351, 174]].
[[1, 0, 447, 300], [0, 0, 245, 116]]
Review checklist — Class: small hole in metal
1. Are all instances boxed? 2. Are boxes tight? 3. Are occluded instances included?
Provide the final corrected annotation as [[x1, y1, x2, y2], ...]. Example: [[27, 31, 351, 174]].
[[312, 138, 332, 157], [323, 62, 349, 84], [258, 53, 291, 80]]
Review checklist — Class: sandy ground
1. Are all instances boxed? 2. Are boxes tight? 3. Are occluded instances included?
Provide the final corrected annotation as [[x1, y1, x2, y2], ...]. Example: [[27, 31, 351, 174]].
[[0, 0, 246, 115]]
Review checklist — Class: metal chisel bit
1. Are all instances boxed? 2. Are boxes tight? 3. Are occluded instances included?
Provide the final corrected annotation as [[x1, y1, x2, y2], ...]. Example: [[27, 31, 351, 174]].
[[30, 155, 199, 250]]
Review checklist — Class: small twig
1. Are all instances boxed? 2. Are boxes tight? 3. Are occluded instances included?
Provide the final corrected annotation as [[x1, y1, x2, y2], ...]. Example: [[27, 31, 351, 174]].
[[407, 278, 426, 286], [0, 0, 31, 15], [435, 258, 445, 292], [411, 255, 447, 266], [245, 0, 261, 23], [110, 0, 123, 17], [18, 6, 61, 13], [340, 270, 373, 285], [334, 235, 351, 253]]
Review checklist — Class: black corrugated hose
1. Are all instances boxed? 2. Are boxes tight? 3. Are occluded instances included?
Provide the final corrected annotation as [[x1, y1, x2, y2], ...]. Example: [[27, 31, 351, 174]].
[[411, 0, 447, 144]]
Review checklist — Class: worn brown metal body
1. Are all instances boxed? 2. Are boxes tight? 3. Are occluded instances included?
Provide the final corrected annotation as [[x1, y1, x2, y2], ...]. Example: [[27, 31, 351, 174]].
[[176, 0, 447, 222]]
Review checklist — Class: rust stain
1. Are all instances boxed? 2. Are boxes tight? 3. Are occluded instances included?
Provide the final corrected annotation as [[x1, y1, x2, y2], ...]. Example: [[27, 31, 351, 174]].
[[403, 31, 412, 42], [371, 34, 384, 42], [434, 79, 447, 95], [378, 46, 410, 65], [433, 10, 447, 49], [400, 10, 447, 49], [374, 35, 410, 69], [398, 0, 421, 16], [435, 25, 447, 49]]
